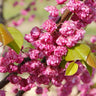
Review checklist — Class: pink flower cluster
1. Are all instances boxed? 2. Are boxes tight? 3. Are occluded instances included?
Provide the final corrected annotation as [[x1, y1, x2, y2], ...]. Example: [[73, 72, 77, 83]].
[[57, 21, 85, 47], [0, 49, 23, 73], [0, 0, 96, 96], [67, 0, 96, 28], [45, 6, 59, 17], [25, 26, 68, 67]]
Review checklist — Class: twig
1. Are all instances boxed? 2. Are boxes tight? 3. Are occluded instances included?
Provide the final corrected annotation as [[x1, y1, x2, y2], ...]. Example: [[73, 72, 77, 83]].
[[0, 0, 5, 24], [16, 90, 25, 96], [0, 74, 11, 89], [56, 9, 72, 31], [0, 57, 31, 89]]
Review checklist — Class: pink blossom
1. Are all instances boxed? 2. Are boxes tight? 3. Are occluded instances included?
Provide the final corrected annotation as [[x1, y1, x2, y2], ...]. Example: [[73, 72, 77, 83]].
[[37, 75, 50, 85], [19, 1, 24, 6], [29, 49, 39, 60], [59, 21, 76, 36], [56, 36, 67, 46], [34, 40, 46, 50], [7, 75, 21, 84], [58, 21, 85, 48], [11, 86, 18, 93], [39, 32, 53, 44], [60, 7, 66, 14], [54, 46, 67, 57], [12, 18, 24, 26], [80, 70, 91, 83], [56, 0, 67, 4], [45, 6, 59, 17], [43, 66, 56, 76], [35, 87, 43, 94], [42, 19, 57, 33], [24, 33, 34, 43], [92, 49, 96, 53], [43, 44, 56, 56], [89, 88, 96, 95], [42, 88, 48, 96], [66, 0, 95, 23], [13, 1, 18, 7], [31, 1, 36, 5], [17, 18, 25, 25], [48, 15, 60, 22], [47, 55, 62, 66], [21, 10, 28, 15], [31, 26, 41, 39], [0, 90, 5, 96], [90, 36, 96, 43], [12, 21, 18, 26]]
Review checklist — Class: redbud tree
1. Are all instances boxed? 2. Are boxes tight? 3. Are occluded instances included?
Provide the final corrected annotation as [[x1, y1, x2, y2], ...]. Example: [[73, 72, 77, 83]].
[[0, 0, 96, 96]]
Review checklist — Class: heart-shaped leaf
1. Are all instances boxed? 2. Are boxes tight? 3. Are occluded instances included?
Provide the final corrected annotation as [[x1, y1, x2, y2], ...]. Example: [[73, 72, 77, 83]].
[[65, 44, 90, 61], [7, 27, 23, 54], [65, 62, 78, 76], [0, 24, 13, 45]]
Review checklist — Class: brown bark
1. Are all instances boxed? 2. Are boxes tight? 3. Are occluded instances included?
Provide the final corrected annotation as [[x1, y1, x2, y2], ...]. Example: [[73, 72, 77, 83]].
[[0, 0, 5, 24], [16, 90, 25, 96], [0, 57, 31, 89]]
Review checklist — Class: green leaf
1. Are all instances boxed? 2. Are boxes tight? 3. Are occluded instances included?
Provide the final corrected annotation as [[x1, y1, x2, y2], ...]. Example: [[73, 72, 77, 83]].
[[65, 44, 90, 61], [7, 27, 23, 54], [60, 60, 67, 68], [65, 62, 78, 76], [82, 61, 92, 76]]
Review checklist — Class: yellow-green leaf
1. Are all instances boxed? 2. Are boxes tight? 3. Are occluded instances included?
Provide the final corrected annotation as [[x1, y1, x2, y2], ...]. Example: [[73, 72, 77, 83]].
[[65, 44, 90, 61], [0, 24, 13, 45], [65, 62, 78, 76], [7, 27, 23, 54], [87, 52, 96, 68]]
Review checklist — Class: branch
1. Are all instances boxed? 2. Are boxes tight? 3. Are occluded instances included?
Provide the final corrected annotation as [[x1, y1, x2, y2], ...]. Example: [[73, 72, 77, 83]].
[[16, 90, 25, 96], [56, 9, 72, 31], [0, 74, 11, 89], [56, 9, 72, 24], [0, 57, 31, 89], [6, 2, 32, 22], [0, 0, 5, 24]]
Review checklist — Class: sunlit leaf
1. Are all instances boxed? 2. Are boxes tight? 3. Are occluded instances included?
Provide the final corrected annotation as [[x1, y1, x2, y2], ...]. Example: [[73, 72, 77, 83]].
[[65, 62, 78, 76], [87, 52, 96, 68], [65, 44, 90, 61], [0, 24, 13, 45], [7, 27, 23, 54]]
